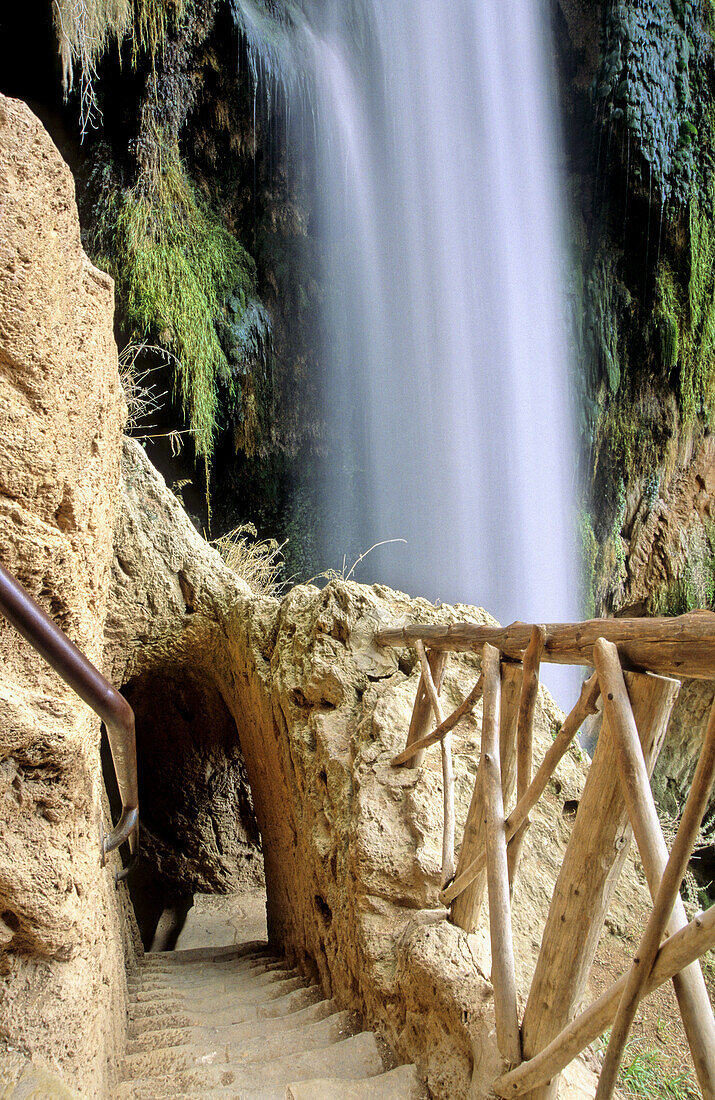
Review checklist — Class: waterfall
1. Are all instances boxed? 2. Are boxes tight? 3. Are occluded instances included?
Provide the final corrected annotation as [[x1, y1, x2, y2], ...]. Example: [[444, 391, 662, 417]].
[[234, 0, 579, 686]]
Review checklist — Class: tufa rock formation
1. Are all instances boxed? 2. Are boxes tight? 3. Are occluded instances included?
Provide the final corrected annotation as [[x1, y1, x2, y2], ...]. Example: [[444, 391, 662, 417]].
[[0, 93, 133, 1094]]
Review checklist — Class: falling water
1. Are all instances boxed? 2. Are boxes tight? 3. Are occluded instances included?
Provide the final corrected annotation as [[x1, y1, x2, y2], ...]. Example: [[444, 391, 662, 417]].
[[234, 0, 579, 692]]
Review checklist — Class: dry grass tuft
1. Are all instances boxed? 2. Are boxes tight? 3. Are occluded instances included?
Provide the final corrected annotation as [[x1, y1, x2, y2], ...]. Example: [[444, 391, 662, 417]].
[[212, 523, 287, 597], [118, 341, 169, 433]]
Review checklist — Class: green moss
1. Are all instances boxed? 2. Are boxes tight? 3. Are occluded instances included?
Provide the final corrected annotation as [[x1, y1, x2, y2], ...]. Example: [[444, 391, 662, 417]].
[[648, 522, 715, 614], [682, 192, 715, 418], [647, 189, 715, 423], [584, 247, 631, 396], [653, 264, 681, 372], [94, 140, 256, 461], [578, 507, 598, 619]]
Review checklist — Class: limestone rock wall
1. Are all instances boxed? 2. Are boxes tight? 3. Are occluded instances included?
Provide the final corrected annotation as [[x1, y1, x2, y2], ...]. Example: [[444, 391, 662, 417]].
[[104, 445, 499, 1093], [0, 95, 134, 1095]]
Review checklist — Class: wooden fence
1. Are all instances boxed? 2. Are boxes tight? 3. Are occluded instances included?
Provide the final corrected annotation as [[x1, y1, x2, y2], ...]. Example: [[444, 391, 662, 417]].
[[375, 611, 715, 1100]]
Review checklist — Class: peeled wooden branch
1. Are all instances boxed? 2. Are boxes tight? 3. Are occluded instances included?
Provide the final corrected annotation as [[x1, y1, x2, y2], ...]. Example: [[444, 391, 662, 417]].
[[481, 644, 522, 1067], [391, 674, 484, 765], [508, 625, 544, 885], [402, 649, 448, 768], [493, 903, 715, 1098], [375, 610, 715, 679], [415, 641, 455, 885], [594, 651, 715, 1100], [594, 639, 715, 1098], [449, 662, 521, 931], [440, 673, 600, 906]]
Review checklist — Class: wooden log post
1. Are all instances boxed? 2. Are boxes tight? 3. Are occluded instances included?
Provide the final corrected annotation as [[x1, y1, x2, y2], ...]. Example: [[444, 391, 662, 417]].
[[481, 643, 522, 1066], [494, 903, 715, 1098], [508, 625, 545, 886], [401, 648, 448, 768], [518, 665, 680, 1100], [441, 673, 600, 908], [594, 640, 715, 1100], [450, 658, 522, 932], [415, 640, 455, 885]]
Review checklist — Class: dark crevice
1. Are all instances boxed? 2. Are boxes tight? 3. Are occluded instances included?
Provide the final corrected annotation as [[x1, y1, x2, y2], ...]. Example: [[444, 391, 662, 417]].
[[106, 660, 263, 950]]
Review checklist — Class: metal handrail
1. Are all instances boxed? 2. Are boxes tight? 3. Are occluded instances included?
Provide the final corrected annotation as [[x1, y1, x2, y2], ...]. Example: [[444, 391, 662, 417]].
[[0, 561, 139, 878]]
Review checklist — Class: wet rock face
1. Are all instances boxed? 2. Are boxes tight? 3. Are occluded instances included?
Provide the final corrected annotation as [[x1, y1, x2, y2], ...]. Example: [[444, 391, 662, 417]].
[[0, 94, 131, 1094], [654, 678, 715, 878], [596, 0, 706, 202]]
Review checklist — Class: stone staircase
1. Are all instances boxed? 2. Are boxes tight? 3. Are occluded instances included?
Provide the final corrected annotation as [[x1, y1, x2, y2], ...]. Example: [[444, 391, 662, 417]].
[[114, 942, 425, 1099]]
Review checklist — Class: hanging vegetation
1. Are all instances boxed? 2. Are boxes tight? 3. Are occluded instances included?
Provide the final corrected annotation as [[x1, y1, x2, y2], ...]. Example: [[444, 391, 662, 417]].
[[89, 135, 257, 463], [52, 0, 184, 134]]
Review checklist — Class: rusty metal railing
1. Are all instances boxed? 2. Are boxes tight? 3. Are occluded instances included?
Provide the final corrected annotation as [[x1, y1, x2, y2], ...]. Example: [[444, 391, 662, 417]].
[[0, 561, 138, 881]]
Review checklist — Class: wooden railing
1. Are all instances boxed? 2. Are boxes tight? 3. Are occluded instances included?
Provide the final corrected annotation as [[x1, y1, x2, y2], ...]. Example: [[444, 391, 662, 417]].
[[375, 612, 715, 1100]]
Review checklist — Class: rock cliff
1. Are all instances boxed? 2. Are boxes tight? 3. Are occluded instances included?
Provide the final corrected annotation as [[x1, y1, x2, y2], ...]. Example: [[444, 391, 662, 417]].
[[0, 93, 134, 1094]]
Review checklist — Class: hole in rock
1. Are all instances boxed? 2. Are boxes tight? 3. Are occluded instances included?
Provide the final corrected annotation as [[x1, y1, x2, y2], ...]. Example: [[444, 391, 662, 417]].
[[314, 894, 332, 926], [562, 799, 579, 820], [104, 660, 265, 950]]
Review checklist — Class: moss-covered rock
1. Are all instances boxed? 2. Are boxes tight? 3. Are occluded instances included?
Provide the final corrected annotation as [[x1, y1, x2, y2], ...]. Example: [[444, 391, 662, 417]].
[[558, 0, 715, 615]]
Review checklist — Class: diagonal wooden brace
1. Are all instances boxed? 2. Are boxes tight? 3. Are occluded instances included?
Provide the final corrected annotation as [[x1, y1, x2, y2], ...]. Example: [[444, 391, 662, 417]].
[[507, 625, 545, 886], [593, 638, 715, 1100], [415, 640, 455, 885]]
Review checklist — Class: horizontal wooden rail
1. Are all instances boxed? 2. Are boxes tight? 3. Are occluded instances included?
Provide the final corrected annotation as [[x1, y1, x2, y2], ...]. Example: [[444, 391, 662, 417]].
[[375, 610, 715, 679], [0, 561, 138, 874]]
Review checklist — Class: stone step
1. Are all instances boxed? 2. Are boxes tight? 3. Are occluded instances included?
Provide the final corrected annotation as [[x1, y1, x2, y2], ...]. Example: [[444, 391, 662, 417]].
[[115, 1031, 384, 1099], [124, 998, 341, 1056], [129, 963, 296, 993], [128, 998, 187, 1021], [255, 984, 324, 1020], [219, 1008, 357, 1065], [127, 1011, 194, 1038], [121, 1010, 356, 1079], [138, 950, 281, 975], [139, 942, 271, 967], [128, 970, 305, 1007], [134, 957, 280, 982], [127, 987, 326, 1037], [125, 1026, 193, 1055], [127, 986, 321, 1033], [285, 1063, 426, 1099]]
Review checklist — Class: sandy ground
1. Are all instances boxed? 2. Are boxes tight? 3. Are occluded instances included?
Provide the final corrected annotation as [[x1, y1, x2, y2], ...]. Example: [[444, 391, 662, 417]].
[[588, 894, 714, 1097]]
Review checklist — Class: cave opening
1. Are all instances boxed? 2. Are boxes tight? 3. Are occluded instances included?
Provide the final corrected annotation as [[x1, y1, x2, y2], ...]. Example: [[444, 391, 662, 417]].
[[103, 660, 265, 951]]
